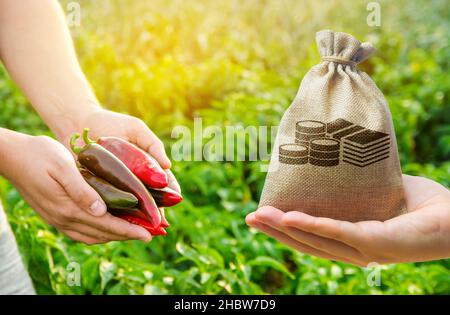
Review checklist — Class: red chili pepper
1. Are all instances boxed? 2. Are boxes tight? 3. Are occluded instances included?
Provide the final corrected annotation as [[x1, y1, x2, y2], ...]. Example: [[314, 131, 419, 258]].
[[108, 208, 166, 236], [148, 186, 183, 207], [117, 212, 166, 236], [109, 206, 170, 228], [97, 136, 168, 188]]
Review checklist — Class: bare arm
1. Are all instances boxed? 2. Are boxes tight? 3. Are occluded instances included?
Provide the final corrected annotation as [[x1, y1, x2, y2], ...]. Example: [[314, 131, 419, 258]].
[[0, 0, 170, 166], [0, 0, 99, 140], [0, 0, 170, 243]]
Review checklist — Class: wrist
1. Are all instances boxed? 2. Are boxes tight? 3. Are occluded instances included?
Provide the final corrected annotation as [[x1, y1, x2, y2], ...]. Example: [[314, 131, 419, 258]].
[[49, 98, 103, 142], [0, 129, 31, 179]]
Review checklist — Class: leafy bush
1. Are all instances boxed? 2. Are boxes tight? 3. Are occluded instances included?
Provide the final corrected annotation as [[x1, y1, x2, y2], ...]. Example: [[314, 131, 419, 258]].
[[0, 0, 448, 294]]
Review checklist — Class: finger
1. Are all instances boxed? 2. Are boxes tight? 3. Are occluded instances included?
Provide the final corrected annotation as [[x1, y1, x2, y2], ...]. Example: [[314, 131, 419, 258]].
[[74, 211, 152, 241], [130, 121, 171, 169], [50, 161, 107, 216], [68, 222, 137, 242], [254, 207, 365, 263], [166, 169, 181, 193], [281, 210, 364, 247], [403, 174, 450, 211], [254, 206, 286, 228], [282, 227, 365, 263], [245, 212, 259, 226], [63, 230, 105, 245], [246, 214, 361, 265]]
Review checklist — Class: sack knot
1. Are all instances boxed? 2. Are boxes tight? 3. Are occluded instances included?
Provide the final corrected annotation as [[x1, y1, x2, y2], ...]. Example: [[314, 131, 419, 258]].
[[321, 56, 357, 67]]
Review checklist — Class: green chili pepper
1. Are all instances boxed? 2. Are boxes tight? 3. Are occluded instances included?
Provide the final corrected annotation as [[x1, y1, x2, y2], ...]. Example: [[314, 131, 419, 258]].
[[79, 168, 138, 210]]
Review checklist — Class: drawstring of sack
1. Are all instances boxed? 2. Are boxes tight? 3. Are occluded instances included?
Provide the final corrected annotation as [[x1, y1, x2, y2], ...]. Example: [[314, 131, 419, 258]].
[[321, 56, 357, 67]]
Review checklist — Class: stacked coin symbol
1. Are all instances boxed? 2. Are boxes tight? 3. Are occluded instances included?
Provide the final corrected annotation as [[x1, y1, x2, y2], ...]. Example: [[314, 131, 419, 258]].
[[278, 144, 308, 165], [278, 118, 389, 168], [309, 138, 340, 166], [295, 120, 326, 148], [342, 130, 390, 167], [326, 118, 353, 135], [326, 118, 366, 140]]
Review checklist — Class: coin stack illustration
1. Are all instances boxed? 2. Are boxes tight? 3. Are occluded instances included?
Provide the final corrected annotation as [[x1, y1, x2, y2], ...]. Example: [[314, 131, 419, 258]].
[[326, 118, 364, 140], [309, 138, 340, 166], [278, 143, 308, 165], [342, 130, 390, 167], [278, 118, 390, 168], [295, 120, 326, 148]]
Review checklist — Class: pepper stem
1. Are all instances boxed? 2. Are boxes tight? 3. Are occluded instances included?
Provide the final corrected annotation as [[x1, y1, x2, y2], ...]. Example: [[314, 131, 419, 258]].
[[82, 128, 95, 145], [70, 133, 83, 154]]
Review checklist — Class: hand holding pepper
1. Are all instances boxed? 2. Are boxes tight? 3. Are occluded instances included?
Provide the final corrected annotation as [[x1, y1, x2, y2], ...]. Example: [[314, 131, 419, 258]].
[[62, 110, 172, 170], [70, 122, 186, 236], [0, 0, 174, 247], [71, 128, 167, 236], [0, 129, 152, 244]]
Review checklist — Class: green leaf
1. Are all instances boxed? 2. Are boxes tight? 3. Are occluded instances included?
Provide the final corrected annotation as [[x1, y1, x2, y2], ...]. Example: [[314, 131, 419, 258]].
[[144, 284, 168, 295], [82, 257, 100, 293], [247, 256, 294, 279], [192, 244, 225, 268], [108, 282, 130, 295], [175, 242, 204, 267], [99, 260, 117, 292]]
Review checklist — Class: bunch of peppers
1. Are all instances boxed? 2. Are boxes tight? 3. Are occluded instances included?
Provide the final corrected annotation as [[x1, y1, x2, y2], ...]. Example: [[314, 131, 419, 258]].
[[70, 128, 182, 236]]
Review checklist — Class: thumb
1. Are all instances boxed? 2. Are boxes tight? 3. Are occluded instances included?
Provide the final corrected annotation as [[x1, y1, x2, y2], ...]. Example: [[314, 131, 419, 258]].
[[54, 162, 107, 216], [131, 121, 171, 169]]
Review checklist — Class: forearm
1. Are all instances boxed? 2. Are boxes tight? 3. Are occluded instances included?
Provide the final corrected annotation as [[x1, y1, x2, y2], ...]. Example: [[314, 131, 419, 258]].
[[0, 0, 100, 140]]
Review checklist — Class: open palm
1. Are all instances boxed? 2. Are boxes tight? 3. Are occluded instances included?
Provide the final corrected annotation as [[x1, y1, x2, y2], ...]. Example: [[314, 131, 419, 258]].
[[246, 175, 450, 266]]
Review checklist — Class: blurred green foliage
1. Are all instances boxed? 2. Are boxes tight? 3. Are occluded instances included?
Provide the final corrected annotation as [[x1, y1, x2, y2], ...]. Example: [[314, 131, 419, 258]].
[[0, 0, 448, 294]]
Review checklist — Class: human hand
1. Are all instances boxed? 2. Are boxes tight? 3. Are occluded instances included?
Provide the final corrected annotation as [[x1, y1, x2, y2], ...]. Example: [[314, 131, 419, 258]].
[[68, 108, 180, 193], [246, 175, 450, 266], [0, 130, 152, 244], [61, 108, 171, 169]]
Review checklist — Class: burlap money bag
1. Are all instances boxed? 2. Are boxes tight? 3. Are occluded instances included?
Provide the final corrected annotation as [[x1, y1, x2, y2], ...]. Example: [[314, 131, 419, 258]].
[[259, 30, 406, 222]]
